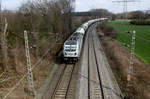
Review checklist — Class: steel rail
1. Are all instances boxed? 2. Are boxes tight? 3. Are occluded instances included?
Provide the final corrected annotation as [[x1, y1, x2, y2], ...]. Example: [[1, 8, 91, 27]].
[[92, 26, 105, 99], [50, 64, 75, 99], [87, 27, 91, 99], [64, 64, 75, 99], [50, 65, 67, 99]]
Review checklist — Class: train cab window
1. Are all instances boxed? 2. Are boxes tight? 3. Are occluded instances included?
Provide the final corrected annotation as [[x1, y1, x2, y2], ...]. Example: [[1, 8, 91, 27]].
[[66, 41, 77, 45], [65, 49, 70, 51], [70, 49, 76, 52]]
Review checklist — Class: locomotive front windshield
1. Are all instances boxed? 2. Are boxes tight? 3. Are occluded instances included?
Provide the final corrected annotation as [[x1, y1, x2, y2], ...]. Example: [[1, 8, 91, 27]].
[[65, 41, 77, 52], [65, 46, 76, 52]]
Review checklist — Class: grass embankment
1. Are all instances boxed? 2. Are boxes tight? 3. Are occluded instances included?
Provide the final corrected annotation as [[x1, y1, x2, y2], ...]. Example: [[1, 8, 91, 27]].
[[107, 20, 150, 65]]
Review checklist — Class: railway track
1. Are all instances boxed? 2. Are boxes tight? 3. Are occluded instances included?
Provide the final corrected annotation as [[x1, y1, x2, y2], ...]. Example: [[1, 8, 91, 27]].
[[91, 24, 122, 99], [87, 23, 120, 99], [49, 23, 121, 99], [91, 27, 105, 99], [50, 64, 75, 99], [87, 28, 91, 99], [87, 24, 105, 99]]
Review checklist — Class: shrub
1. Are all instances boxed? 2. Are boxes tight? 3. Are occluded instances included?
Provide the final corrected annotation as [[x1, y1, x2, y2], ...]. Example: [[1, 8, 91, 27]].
[[103, 27, 118, 39], [130, 20, 150, 25], [100, 22, 118, 39]]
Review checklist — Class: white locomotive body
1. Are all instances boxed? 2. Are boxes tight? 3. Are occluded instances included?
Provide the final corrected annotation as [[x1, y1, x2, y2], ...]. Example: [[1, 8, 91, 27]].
[[75, 27, 85, 35], [81, 23, 89, 30], [63, 33, 83, 63]]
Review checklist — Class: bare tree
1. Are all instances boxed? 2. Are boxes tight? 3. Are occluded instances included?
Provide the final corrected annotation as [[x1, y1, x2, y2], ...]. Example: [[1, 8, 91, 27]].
[[0, 0, 73, 71], [1, 18, 8, 71]]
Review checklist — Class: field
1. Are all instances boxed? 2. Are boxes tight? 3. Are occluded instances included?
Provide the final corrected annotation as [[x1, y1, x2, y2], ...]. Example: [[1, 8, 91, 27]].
[[107, 20, 150, 65]]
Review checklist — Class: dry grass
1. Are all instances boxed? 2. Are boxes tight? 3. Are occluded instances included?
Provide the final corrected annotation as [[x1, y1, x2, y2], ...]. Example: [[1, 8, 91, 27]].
[[101, 36, 150, 99], [0, 35, 64, 98]]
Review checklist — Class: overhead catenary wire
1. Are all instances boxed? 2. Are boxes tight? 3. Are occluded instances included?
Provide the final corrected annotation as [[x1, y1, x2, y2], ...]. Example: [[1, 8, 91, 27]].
[[118, 35, 150, 50], [0, 32, 60, 91], [112, 0, 140, 19], [107, 29, 150, 53], [122, 44, 150, 59], [0, 72, 5, 78], [115, 30, 150, 97], [3, 47, 51, 99], [136, 35, 150, 43], [2, 33, 57, 99], [119, 35, 150, 45], [120, 31, 150, 45]]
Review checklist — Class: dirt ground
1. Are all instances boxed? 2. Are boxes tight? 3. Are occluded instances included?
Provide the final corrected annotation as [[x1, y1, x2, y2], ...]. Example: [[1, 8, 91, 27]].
[[100, 36, 150, 99], [0, 40, 63, 99], [0, 52, 57, 99]]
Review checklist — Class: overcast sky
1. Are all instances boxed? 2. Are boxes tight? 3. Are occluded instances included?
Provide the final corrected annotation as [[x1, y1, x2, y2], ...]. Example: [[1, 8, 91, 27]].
[[2, 0, 150, 13], [2, 0, 24, 10]]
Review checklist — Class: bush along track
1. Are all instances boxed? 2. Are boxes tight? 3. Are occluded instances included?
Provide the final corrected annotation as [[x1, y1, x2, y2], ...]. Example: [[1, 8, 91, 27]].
[[107, 20, 150, 65], [98, 20, 150, 99]]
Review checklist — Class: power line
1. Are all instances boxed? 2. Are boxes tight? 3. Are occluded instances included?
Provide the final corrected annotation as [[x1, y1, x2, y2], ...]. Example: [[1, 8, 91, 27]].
[[0, 72, 5, 78], [3, 30, 60, 98], [124, 32, 150, 44], [118, 36, 150, 50], [113, 0, 140, 19], [136, 35, 150, 43], [3, 44, 51, 99]]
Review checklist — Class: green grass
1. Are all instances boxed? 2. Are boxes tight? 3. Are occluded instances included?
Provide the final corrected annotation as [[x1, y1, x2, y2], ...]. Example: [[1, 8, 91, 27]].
[[107, 20, 150, 65]]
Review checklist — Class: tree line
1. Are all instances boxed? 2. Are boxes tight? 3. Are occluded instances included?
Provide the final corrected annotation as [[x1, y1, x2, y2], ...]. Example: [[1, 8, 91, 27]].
[[74, 9, 115, 19], [0, 0, 73, 72]]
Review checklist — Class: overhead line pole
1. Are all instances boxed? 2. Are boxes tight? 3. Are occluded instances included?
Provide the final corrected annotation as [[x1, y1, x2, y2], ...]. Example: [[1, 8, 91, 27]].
[[113, 0, 140, 19], [69, 0, 75, 12], [0, 0, 2, 29], [72, 0, 76, 12], [24, 30, 36, 96], [126, 30, 136, 98], [0, 0, 2, 20]]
